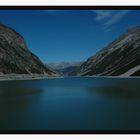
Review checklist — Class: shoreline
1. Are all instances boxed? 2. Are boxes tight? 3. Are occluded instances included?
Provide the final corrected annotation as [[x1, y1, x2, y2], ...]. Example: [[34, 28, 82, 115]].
[[0, 74, 139, 81], [0, 74, 63, 81], [82, 75, 140, 79]]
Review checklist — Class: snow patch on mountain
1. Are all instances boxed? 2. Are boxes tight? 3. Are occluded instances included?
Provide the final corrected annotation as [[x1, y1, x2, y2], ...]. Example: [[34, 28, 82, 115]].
[[119, 65, 140, 77]]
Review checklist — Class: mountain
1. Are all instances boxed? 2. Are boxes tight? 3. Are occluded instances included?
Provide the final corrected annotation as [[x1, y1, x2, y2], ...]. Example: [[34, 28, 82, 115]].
[[0, 23, 55, 76], [77, 26, 140, 77], [47, 61, 83, 76]]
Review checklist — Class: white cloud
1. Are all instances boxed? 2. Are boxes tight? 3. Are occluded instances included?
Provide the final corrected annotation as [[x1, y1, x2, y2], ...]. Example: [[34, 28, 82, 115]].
[[43, 10, 71, 13], [92, 10, 130, 31], [92, 10, 112, 21], [105, 11, 129, 27], [43, 10, 130, 31]]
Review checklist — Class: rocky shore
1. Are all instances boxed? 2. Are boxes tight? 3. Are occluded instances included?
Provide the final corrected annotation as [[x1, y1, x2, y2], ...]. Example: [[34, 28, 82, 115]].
[[0, 74, 61, 81]]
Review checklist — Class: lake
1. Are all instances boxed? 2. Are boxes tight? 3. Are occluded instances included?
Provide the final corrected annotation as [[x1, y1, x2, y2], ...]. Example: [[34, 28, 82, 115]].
[[0, 77, 140, 130]]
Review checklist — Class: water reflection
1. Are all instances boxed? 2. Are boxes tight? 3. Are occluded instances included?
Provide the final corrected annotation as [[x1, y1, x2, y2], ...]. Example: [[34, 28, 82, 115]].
[[0, 77, 140, 130], [0, 80, 43, 130], [91, 79, 140, 99], [0, 80, 42, 97]]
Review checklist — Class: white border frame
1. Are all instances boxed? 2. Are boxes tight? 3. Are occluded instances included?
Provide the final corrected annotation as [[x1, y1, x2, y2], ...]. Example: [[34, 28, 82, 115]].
[[0, 0, 140, 5]]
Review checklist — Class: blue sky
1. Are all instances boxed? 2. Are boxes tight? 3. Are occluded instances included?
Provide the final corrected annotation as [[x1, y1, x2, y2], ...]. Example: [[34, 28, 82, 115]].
[[0, 10, 140, 63]]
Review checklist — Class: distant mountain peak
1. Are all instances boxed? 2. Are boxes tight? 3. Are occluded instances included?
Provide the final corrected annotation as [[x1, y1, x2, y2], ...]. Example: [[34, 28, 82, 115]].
[[47, 61, 83, 76]]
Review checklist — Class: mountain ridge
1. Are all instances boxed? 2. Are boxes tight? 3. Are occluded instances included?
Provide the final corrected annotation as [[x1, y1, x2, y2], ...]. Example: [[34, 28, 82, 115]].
[[0, 23, 55, 76], [47, 61, 83, 76], [76, 25, 140, 77]]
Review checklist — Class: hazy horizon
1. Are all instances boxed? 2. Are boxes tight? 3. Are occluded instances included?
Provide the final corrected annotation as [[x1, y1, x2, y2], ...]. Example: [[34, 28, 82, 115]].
[[1, 10, 140, 63]]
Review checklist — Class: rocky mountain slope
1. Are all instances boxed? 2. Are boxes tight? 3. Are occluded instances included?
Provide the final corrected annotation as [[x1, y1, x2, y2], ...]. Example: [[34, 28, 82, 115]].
[[77, 26, 140, 77], [0, 23, 55, 76]]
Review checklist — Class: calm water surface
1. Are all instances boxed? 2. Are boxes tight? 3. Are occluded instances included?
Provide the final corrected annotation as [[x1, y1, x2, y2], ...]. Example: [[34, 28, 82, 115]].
[[0, 77, 140, 130]]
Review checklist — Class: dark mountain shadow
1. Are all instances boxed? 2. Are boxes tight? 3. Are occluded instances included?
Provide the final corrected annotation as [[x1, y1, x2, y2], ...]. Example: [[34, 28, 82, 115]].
[[89, 79, 140, 100]]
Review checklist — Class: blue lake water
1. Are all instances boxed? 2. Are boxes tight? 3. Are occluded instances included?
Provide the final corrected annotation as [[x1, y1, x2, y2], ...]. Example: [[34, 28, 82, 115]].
[[0, 77, 140, 130]]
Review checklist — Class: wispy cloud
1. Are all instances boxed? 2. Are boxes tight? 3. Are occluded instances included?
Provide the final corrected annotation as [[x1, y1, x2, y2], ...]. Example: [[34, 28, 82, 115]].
[[93, 10, 112, 21], [43, 10, 130, 32], [92, 10, 130, 31], [43, 10, 71, 14]]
